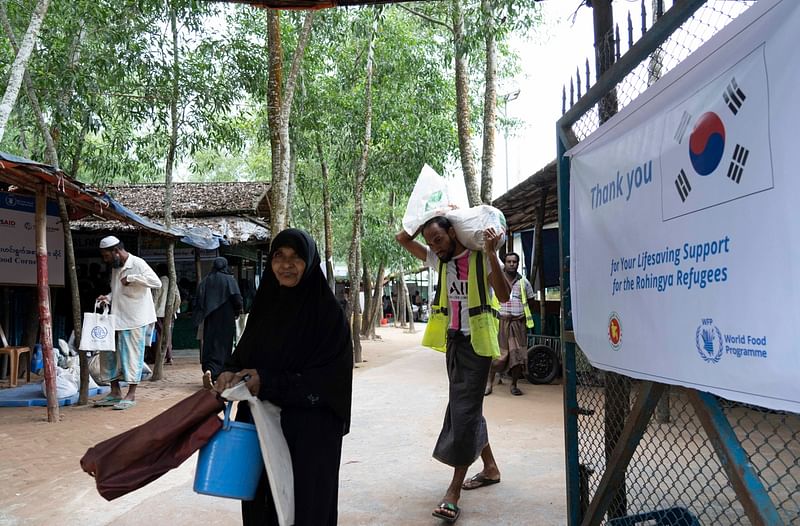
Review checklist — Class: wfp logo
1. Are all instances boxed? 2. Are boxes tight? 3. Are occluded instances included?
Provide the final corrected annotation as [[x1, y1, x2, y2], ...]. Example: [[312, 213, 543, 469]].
[[661, 45, 773, 221], [696, 318, 723, 364], [608, 312, 622, 351], [91, 325, 109, 340]]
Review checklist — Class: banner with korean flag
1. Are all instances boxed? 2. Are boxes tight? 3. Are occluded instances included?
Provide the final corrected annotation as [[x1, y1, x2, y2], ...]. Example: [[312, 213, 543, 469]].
[[566, 0, 800, 413]]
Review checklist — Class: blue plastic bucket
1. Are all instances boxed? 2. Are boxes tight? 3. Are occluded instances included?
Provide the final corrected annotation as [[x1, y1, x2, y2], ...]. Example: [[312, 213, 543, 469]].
[[194, 401, 262, 500]]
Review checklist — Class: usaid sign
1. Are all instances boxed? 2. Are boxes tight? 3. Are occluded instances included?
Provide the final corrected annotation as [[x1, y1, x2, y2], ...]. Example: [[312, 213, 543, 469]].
[[567, 0, 800, 413], [0, 192, 65, 286]]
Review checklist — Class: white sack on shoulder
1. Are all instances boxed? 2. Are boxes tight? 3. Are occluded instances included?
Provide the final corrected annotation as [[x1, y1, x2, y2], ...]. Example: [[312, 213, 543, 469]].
[[446, 205, 508, 251], [402, 164, 454, 235]]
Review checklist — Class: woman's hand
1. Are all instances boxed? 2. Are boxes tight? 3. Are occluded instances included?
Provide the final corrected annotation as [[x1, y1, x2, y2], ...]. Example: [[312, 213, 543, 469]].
[[214, 371, 237, 393], [214, 369, 261, 396], [237, 368, 261, 396]]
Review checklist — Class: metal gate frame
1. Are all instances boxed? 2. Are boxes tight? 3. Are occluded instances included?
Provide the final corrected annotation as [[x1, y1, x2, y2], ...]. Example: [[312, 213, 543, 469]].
[[556, 2, 794, 525]]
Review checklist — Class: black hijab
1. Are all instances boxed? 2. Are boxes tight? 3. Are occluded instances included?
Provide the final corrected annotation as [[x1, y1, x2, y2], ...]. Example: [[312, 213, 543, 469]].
[[192, 257, 241, 328], [229, 229, 353, 431]]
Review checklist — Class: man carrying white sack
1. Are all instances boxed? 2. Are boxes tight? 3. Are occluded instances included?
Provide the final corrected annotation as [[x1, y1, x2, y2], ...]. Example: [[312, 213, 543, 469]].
[[396, 216, 510, 524], [93, 236, 161, 410]]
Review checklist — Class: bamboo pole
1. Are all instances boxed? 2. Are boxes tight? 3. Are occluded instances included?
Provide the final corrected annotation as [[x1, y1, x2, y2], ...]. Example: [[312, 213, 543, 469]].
[[36, 185, 59, 422]]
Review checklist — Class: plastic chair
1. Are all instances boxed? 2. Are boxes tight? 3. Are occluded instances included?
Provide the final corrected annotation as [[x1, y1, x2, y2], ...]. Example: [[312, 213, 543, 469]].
[[0, 324, 31, 387]]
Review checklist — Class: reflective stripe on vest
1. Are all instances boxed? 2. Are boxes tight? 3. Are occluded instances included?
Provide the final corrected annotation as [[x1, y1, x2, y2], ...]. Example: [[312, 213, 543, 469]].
[[491, 276, 535, 329], [421, 251, 500, 358]]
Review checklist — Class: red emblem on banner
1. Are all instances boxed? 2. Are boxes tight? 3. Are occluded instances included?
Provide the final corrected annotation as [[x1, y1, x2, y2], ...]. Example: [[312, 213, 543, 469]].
[[608, 312, 622, 351]]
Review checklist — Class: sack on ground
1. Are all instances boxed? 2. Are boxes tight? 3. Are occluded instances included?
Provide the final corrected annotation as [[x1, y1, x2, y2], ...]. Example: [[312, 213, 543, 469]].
[[41, 366, 79, 399], [446, 205, 507, 251], [402, 164, 454, 235], [79, 302, 116, 352]]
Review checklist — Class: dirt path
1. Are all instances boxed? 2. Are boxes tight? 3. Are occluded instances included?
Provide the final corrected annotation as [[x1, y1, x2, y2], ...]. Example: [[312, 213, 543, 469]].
[[0, 326, 566, 525]]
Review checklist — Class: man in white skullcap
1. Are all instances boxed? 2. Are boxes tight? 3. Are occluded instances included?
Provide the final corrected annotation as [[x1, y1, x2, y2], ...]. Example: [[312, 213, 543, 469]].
[[93, 235, 161, 410]]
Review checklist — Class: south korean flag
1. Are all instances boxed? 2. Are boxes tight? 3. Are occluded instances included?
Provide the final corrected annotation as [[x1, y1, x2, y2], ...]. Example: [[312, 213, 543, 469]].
[[660, 45, 774, 221]]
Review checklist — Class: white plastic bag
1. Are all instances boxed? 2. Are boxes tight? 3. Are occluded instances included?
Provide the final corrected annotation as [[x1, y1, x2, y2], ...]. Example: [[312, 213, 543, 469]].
[[402, 164, 453, 235], [446, 205, 508, 251], [79, 302, 116, 352], [222, 382, 294, 526]]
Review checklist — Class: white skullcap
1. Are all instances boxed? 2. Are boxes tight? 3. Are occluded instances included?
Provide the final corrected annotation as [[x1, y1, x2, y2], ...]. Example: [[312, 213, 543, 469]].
[[99, 235, 121, 249]]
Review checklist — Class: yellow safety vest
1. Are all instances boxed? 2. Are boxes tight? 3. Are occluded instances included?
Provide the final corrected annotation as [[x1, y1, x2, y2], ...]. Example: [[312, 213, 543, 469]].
[[421, 251, 500, 359], [491, 275, 535, 329]]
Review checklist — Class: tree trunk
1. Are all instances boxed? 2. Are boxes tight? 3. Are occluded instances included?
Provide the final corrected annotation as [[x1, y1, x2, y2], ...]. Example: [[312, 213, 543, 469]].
[[269, 12, 315, 236], [479, 0, 497, 204], [153, 0, 181, 382], [68, 111, 90, 176], [0, 0, 50, 142], [0, 0, 56, 164], [1, 4, 90, 404], [366, 261, 385, 339], [267, 11, 284, 234], [316, 134, 335, 291], [348, 9, 379, 364], [162, 242, 178, 376], [50, 20, 86, 147], [360, 259, 372, 337], [58, 198, 87, 402], [451, 0, 480, 207], [398, 267, 415, 333]]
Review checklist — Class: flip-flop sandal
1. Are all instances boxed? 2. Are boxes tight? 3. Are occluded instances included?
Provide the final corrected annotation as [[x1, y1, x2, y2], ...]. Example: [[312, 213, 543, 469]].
[[432, 502, 460, 523], [462, 472, 501, 490], [93, 396, 122, 407], [511, 386, 523, 396], [112, 400, 137, 411]]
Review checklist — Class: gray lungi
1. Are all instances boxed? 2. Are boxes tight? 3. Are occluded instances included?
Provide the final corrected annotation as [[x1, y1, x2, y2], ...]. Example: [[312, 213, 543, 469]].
[[433, 329, 493, 467]]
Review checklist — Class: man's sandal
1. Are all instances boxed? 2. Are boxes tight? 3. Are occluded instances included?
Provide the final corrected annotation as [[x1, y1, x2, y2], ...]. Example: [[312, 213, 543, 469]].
[[432, 502, 460, 523], [93, 396, 121, 407], [462, 472, 501, 490], [112, 400, 137, 410]]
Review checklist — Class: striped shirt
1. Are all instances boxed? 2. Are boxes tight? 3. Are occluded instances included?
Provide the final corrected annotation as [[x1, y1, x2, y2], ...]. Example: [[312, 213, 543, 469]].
[[498, 275, 534, 318]]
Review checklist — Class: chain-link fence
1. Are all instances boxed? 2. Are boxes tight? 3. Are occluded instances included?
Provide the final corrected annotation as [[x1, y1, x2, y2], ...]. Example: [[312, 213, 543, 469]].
[[558, 2, 800, 524]]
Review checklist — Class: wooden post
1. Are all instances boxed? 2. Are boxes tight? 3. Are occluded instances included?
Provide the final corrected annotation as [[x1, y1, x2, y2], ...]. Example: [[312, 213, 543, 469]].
[[195, 247, 202, 360], [57, 196, 86, 404], [533, 185, 548, 333], [36, 185, 59, 422]]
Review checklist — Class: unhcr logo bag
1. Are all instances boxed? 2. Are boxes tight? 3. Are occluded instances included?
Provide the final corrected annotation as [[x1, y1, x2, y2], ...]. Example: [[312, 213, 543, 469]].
[[79, 301, 116, 352]]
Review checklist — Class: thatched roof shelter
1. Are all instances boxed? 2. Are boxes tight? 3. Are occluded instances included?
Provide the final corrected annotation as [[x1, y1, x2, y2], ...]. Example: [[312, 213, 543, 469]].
[[72, 181, 272, 246], [0, 152, 178, 237], [105, 181, 271, 219]]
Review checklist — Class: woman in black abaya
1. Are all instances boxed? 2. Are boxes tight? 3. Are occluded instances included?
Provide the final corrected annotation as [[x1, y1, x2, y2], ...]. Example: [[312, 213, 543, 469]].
[[215, 229, 353, 526], [193, 257, 243, 380]]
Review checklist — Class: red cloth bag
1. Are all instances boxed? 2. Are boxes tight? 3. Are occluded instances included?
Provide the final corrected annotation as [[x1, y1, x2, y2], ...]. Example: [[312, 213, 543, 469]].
[[80, 389, 225, 500]]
